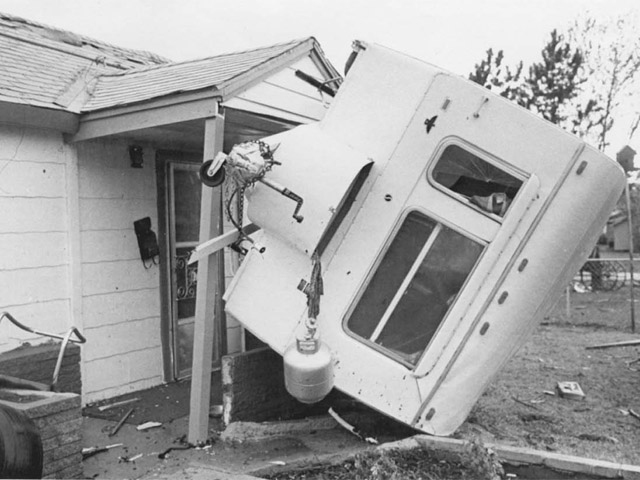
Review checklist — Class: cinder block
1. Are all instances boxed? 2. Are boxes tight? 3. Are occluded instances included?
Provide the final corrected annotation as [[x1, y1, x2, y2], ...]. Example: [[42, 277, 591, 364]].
[[0, 342, 81, 394], [19, 393, 80, 420], [39, 417, 83, 441], [222, 347, 346, 425], [41, 429, 81, 451], [44, 462, 83, 479], [33, 407, 81, 431], [43, 440, 81, 464], [0, 390, 82, 479], [42, 452, 82, 477]]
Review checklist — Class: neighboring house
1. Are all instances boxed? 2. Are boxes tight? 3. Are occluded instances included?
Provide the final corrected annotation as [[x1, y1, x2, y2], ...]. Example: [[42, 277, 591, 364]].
[[0, 12, 340, 403], [607, 214, 630, 251]]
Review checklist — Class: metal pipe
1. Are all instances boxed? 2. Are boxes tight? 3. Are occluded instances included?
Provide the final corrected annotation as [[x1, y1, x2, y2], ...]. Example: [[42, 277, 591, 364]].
[[625, 181, 636, 332], [0, 312, 86, 344]]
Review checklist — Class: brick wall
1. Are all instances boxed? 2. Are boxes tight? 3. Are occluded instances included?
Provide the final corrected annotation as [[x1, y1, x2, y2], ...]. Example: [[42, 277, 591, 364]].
[[0, 342, 81, 393], [0, 390, 82, 479]]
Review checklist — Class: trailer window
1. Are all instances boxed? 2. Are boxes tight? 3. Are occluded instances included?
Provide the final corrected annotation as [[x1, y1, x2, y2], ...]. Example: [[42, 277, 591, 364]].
[[431, 145, 522, 217], [346, 211, 483, 365]]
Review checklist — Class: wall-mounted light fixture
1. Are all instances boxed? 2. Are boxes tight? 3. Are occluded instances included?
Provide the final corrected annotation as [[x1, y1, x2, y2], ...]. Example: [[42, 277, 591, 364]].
[[129, 145, 144, 168]]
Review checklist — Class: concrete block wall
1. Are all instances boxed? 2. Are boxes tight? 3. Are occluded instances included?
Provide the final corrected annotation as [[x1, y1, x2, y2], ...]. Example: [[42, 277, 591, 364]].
[[0, 390, 82, 479], [0, 342, 81, 393], [221, 347, 345, 425]]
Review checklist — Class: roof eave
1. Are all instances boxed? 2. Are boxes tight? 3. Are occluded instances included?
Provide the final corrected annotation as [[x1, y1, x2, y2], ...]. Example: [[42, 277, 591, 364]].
[[0, 100, 79, 133], [71, 88, 221, 142]]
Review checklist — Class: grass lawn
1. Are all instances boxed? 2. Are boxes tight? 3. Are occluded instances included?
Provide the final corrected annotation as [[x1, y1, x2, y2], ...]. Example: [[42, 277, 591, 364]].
[[458, 287, 640, 465]]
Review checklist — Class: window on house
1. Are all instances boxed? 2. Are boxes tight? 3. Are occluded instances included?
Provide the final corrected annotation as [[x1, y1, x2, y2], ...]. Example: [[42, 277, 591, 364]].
[[431, 145, 523, 217], [346, 211, 484, 365]]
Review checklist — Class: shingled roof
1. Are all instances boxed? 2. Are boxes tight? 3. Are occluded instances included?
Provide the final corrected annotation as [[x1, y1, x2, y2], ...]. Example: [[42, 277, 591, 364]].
[[0, 12, 168, 111], [82, 38, 323, 112], [0, 12, 337, 116]]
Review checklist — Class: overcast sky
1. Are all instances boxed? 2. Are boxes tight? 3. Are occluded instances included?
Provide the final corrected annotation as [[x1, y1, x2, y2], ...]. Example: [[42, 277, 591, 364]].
[[0, 0, 638, 153]]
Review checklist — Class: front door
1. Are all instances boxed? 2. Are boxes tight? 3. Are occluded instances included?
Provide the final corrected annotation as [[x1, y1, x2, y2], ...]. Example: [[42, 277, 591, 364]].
[[167, 161, 203, 379]]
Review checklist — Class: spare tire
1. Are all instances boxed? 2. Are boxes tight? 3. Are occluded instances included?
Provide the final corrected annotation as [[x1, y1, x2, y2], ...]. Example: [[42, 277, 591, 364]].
[[0, 403, 43, 479]]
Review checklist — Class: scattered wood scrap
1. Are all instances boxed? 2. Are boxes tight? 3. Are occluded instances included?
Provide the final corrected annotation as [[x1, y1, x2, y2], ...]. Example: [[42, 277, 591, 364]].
[[512, 396, 541, 410], [137, 421, 162, 431], [108, 408, 134, 437], [82, 443, 123, 460], [586, 339, 640, 350], [328, 407, 378, 444], [98, 397, 140, 412]]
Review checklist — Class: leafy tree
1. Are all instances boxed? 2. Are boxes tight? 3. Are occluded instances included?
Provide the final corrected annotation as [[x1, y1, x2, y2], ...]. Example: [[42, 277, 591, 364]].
[[469, 13, 640, 153], [526, 29, 584, 128], [469, 31, 585, 132]]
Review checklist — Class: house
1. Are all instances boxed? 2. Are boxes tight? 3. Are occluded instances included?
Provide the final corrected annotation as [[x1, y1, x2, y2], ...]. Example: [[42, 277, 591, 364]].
[[617, 145, 637, 173], [607, 212, 630, 251], [0, 12, 340, 403]]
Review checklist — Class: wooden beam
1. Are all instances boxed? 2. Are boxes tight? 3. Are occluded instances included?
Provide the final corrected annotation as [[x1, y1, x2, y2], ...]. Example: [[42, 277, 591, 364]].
[[188, 223, 260, 265], [72, 97, 219, 142], [188, 114, 225, 444]]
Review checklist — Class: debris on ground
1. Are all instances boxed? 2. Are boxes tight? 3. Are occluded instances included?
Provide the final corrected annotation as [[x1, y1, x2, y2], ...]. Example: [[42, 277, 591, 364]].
[[97, 397, 140, 412], [512, 397, 541, 410], [118, 453, 143, 463], [577, 433, 619, 443], [158, 444, 193, 459], [556, 381, 585, 400], [108, 408, 134, 437], [209, 404, 223, 418], [82, 443, 123, 460], [328, 407, 378, 445], [137, 421, 163, 431], [586, 339, 640, 350]]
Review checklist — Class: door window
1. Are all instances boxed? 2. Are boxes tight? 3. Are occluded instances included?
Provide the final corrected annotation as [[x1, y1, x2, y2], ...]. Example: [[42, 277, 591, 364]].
[[169, 164, 202, 378]]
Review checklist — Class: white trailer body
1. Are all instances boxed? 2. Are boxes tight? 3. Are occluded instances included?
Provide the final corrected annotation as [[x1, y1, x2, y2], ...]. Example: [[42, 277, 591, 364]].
[[222, 42, 626, 435]]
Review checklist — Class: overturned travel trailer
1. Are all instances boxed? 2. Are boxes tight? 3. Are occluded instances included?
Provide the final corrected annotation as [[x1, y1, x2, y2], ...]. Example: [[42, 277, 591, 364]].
[[195, 41, 626, 436]]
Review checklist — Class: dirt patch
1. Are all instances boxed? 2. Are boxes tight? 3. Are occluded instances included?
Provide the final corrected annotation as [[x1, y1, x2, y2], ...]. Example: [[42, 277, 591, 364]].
[[263, 448, 472, 480], [457, 288, 640, 465]]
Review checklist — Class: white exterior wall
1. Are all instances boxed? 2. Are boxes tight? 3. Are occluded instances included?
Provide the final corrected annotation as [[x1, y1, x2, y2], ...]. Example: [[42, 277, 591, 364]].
[[0, 124, 73, 352], [76, 140, 163, 402]]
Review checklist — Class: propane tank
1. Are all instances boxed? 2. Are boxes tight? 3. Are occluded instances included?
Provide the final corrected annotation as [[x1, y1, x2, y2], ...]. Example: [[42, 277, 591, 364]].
[[283, 336, 334, 404]]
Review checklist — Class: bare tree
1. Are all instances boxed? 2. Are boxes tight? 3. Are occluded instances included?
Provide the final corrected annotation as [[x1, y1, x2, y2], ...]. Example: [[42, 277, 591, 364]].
[[566, 12, 640, 151]]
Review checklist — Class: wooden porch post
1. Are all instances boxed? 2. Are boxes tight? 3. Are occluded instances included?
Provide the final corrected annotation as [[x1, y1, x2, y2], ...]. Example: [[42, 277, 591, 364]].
[[188, 113, 225, 444]]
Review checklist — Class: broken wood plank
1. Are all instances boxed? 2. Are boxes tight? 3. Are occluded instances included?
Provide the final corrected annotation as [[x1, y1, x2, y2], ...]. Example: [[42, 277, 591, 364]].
[[97, 397, 139, 412], [586, 339, 640, 350], [137, 421, 162, 431], [188, 113, 226, 445], [188, 223, 260, 265], [108, 408, 134, 437]]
